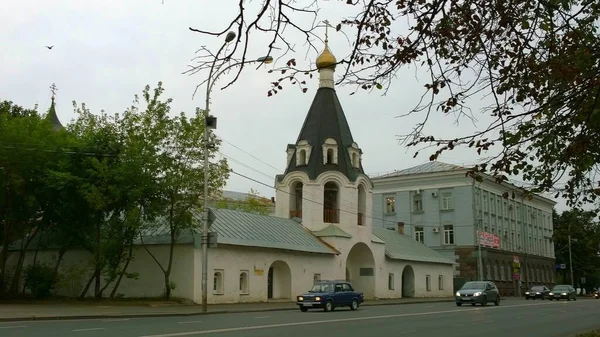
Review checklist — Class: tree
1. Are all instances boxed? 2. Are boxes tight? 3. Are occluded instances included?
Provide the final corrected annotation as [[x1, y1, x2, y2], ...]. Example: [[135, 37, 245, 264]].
[[0, 100, 69, 295], [215, 189, 273, 215], [134, 83, 230, 300], [553, 209, 600, 289], [188, 0, 600, 212]]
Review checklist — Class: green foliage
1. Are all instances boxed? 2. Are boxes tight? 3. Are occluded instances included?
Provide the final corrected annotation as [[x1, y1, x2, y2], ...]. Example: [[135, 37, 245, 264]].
[[23, 263, 57, 299], [0, 82, 230, 300], [553, 209, 600, 285], [575, 330, 600, 337], [216, 189, 273, 215], [201, 0, 600, 212]]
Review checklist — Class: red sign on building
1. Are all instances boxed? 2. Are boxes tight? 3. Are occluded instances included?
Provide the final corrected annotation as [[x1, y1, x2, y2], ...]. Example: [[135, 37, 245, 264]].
[[478, 231, 500, 248]]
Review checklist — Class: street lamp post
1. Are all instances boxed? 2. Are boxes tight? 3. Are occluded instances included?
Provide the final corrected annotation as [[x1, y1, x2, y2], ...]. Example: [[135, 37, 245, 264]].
[[200, 32, 273, 312], [568, 234, 574, 287]]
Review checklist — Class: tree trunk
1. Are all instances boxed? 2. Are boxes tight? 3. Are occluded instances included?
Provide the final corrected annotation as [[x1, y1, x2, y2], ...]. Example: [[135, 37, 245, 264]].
[[0, 219, 9, 295], [23, 229, 44, 294], [9, 227, 39, 294], [110, 244, 134, 298], [79, 270, 97, 300], [94, 222, 101, 299], [52, 249, 66, 285], [164, 273, 171, 300]]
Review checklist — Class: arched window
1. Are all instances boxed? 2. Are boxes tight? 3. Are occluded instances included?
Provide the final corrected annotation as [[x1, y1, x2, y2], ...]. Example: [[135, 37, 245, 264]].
[[357, 184, 366, 226], [289, 181, 303, 218], [352, 152, 358, 167], [239, 271, 249, 294], [323, 181, 339, 223], [298, 150, 307, 166], [493, 261, 499, 280], [326, 148, 335, 164], [500, 261, 506, 281], [213, 270, 224, 294]]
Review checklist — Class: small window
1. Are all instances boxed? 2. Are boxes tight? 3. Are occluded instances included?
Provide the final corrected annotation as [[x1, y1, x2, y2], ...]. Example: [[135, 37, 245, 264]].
[[438, 275, 444, 290], [213, 270, 224, 294], [298, 149, 307, 165], [414, 226, 424, 243], [443, 225, 454, 245], [412, 193, 423, 212], [426, 275, 431, 292], [388, 273, 395, 290], [313, 273, 321, 284], [239, 271, 249, 294], [385, 196, 395, 213], [326, 148, 335, 164], [441, 192, 453, 210]]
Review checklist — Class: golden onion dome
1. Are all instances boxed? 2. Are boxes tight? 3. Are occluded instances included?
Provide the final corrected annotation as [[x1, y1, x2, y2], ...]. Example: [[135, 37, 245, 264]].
[[315, 42, 337, 70]]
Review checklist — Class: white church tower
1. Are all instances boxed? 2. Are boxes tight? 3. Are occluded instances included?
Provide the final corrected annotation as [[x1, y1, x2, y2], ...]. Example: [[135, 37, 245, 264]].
[[274, 28, 374, 245]]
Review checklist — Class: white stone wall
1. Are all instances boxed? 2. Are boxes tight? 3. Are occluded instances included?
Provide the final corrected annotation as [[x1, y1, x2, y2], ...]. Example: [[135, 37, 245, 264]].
[[379, 259, 454, 299], [5, 244, 196, 300], [203, 245, 336, 304]]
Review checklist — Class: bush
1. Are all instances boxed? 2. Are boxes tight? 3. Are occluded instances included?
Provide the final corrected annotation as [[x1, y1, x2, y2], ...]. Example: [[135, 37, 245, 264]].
[[576, 330, 600, 337], [23, 263, 57, 299]]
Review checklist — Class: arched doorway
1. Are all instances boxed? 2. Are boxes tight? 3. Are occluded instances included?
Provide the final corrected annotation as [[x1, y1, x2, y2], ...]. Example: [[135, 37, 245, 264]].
[[402, 265, 415, 298], [345, 242, 376, 299], [267, 260, 292, 300]]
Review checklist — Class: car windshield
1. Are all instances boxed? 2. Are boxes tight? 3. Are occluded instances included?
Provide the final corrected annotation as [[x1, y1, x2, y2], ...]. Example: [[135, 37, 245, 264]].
[[553, 286, 569, 292], [309, 283, 334, 293], [461, 282, 487, 290], [531, 286, 544, 291]]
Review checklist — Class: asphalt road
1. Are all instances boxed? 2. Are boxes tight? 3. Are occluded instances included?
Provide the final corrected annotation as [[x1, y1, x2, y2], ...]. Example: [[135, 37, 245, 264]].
[[0, 299, 597, 337]]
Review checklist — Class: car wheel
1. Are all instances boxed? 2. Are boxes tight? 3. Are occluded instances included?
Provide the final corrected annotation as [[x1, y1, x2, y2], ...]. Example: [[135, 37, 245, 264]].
[[456, 303, 462, 307], [494, 296, 500, 306], [574, 296, 577, 301], [300, 307, 308, 312], [324, 300, 333, 312], [481, 296, 487, 306], [350, 299, 359, 310], [525, 297, 529, 300]]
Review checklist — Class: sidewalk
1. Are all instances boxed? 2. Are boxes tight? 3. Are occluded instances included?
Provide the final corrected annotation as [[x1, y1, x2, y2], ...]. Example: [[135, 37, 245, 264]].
[[0, 297, 457, 322]]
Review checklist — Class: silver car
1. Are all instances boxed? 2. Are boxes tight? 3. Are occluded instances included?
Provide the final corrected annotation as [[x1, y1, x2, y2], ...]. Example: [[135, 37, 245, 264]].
[[455, 281, 501, 306]]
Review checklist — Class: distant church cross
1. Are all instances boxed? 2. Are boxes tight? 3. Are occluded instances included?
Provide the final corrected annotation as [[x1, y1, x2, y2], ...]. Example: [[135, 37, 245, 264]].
[[323, 19, 330, 42], [50, 83, 58, 101]]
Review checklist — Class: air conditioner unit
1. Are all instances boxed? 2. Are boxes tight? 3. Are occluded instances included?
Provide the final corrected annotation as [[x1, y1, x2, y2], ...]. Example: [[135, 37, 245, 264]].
[[432, 227, 440, 233]]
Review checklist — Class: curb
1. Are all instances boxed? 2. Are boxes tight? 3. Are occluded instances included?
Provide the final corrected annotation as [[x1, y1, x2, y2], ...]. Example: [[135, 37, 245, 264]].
[[0, 298, 456, 322]]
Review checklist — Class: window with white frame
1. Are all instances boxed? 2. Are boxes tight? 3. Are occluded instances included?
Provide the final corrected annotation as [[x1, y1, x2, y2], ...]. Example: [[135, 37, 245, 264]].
[[412, 192, 423, 212], [385, 196, 396, 214], [414, 226, 424, 243], [213, 270, 224, 294], [483, 195, 488, 211], [388, 273, 394, 290], [426, 275, 431, 291], [443, 225, 454, 245], [441, 192, 453, 210], [239, 271, 249, 294], [438, 275, 444, 290]]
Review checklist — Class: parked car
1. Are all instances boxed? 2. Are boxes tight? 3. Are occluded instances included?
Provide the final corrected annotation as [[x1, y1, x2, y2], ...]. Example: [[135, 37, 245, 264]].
[[296, 280, 364, 312], [549, 285, 577, 301], [525, 285, 551, 300], [455, 281, 501, 306]]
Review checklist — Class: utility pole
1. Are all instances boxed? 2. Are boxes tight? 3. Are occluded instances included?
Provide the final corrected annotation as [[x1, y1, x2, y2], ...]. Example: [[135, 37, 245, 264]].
[[477, 219, 483, 281], [568, 234, 574, 287]]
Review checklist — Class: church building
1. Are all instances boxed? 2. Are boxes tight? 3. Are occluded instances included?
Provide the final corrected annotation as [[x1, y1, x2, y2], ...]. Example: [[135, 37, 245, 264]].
[[5, 39, 454, 304]]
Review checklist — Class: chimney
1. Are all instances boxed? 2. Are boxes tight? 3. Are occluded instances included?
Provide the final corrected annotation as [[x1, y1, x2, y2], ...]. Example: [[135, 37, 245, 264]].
[[397, 222, 405, 234]]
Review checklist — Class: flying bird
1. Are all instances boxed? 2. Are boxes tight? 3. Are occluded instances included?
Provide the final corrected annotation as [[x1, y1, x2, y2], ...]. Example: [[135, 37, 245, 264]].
[[45, 45, 54, 50]]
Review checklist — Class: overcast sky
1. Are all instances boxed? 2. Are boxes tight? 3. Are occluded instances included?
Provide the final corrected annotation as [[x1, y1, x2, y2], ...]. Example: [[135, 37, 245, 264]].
[[1, 0, 569, 212]]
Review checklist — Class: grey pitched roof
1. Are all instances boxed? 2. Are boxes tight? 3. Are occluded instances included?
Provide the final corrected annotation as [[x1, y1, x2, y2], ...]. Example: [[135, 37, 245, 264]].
[[372, 161, 466, 179], [278, 87, 365, 182], [138, 208, 338, 255], [46, 98, 63, 131], [313, 224, 352, 238], [372, 227, 454, 264]]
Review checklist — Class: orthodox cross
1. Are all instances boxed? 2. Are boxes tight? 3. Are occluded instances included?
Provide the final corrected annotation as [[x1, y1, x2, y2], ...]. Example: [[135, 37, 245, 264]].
[[50, 83, 58, 101], [323, 19, 330, 43]]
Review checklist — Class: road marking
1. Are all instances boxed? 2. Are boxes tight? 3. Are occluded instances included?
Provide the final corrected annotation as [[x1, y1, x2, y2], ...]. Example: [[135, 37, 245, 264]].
[[0, 325, 26, 329], [178, 321, 203, 324], [73, 328, 106, 332], [138, 302, 558, 337], [254, 316, 271, 319], [399, 330, 416, 334], [425, 305, 435, 308], [103, 318, 130, 322]]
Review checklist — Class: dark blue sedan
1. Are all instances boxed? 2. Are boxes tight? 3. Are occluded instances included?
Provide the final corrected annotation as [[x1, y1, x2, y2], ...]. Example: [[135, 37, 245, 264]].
[[296, 280, 364, 312]]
